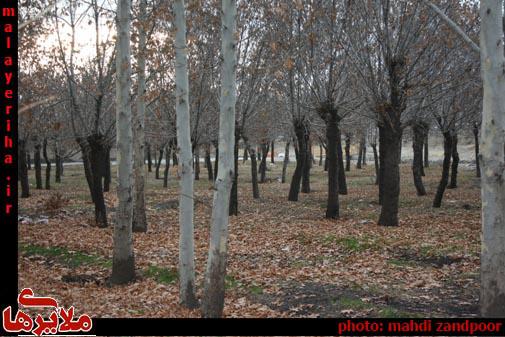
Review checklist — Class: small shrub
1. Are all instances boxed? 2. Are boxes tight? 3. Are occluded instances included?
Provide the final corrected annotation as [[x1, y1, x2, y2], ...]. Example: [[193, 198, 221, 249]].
[[44, 192, 68, 211]]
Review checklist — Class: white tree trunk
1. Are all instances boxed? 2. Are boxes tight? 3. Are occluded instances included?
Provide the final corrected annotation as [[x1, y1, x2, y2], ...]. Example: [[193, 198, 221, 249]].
[[479, 0, 505, 317], [202, 0, 237, 318], [132, 0, 148, 233], [173, 0, 198, 308], [111, 0, 135, 284]]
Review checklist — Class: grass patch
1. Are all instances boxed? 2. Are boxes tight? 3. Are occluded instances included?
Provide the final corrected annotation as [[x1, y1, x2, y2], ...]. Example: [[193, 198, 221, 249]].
[[19, 243, 111, 268], [249, 283, 264, 295], [225, 275, 241, 289], [144, 265, 178, 284], [323, 235, 378, 252], [378, 307, 422, 318], [336, 296, 373, 310]]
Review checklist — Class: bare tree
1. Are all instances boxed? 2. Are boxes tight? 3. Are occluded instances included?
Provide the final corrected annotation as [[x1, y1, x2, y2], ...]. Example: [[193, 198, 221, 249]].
[[202, 0, 237, 318]]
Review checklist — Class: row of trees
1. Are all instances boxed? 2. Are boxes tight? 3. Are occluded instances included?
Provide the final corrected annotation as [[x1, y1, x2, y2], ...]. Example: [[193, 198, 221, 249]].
[[18, 0, 504, 317]]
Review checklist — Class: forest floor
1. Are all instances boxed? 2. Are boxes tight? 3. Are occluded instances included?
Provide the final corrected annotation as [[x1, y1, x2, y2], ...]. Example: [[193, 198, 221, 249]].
[[18, 160, 481, 318]]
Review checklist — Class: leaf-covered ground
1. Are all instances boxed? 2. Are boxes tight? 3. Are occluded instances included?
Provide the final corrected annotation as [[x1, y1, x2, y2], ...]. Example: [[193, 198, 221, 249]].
[[18, 159, 481, 318]]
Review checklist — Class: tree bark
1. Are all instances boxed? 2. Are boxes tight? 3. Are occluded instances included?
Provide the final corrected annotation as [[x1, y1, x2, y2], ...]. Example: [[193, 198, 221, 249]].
[[132, 0, 148, 233], [433, 132, 453, 208], [281, 141, 290, 183], [54, 145, 63, 183], [319, 144, 323, 166], [34, 144, 42, 189], [479, 0, 505, 317], [424, 133, 429, 168], [110, 0, 135, 285], [205, 145, 213, 180], [337, 130, 347, 195], [301, 131, 311, 193], [43, 138, 51, 190], [412, 122, 427, 196], [19, 139, 30, 198], [213, 142, 219, 180], [163, 143, 171, 188], [202, 0, 237, 318], [26, 152, 31, 170], [194, 146, 200, 181], [356, 137, 363, 169], [270, 140, 275, 163], [103, 147, 111, 192], [473, 123, 481, 178], [155, 148, 163, 179], [448, 134, 459, 189], [147, 142, 152, 172], [325, 112, 340, 219], [229, 129, 239, 216], [247, 143, 260, 198], [174, 0, 198, 307], [377, 124, 402, 226], [288, 120, 306, 201], [78, 136, 108, 228], [259, 141, 269, 183], [361, 141, 367, 165]]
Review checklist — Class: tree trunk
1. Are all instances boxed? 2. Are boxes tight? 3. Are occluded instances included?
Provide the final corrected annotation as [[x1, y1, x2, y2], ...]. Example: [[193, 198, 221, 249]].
[[319, 144, 323, 166], [345, 134, 351, 171], [372, 143, 379, 185], [356, 138, 363, 169], [132, 0, 148, 234], [377, 125, 402, 226], [281, 141, 290, 183], [433, 132, 453, 208], [229, 129, 239, 216], [248, 145, 260, 198], [194, 146, 200, 181], [205, 145, 213, 180], [110, 0, 135, 285], [202, 0, 237, 318], [34, 144, 42, 189], [103, 147, 111, 192], [337, 129, 347, 195], [155, 148, 163, 180], [213, 143, 219, 180], [163, 143, 171, 188], [479, 0, 505, 316], [301, 131, 311, 193], [43, 138, 51, 190], [172, 145, 179, 166], [19, 139, 30, 198], [54, 146, 62, 183], [325, 114, 340, 219], [174, 0, 198, 307], [78, 136, 108, 228], [412, 122, 427, 196], [242, 146, 248, 163], [361, 141, 367, 165], [473, 124, 481, 178], [270, 140, 275, 163], [288, 120, 305, 201], [147, 142, 152, 172], [259, 142, 269, 183], [26, 152, 31, 170], [424, 133, 429, 168], [448, 134, 459, 188]]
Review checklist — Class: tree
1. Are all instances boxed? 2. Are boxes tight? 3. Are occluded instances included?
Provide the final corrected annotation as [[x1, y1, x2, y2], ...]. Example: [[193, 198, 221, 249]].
[[173, 0, 198, 309], [479, 0, 505, 317], [202, 0, 237, 318], [132, 0, 149, 233], [110, 0, 135, 285]]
